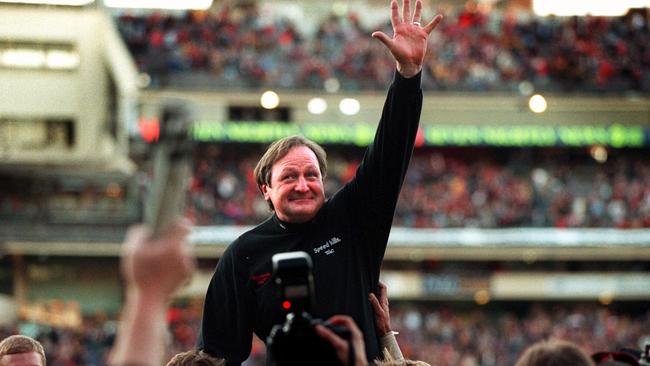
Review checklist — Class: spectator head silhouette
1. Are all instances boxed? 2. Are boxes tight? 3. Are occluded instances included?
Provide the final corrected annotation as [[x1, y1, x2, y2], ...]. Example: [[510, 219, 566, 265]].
[[0, 335, 46, 366], [515, 339, 595, 366]]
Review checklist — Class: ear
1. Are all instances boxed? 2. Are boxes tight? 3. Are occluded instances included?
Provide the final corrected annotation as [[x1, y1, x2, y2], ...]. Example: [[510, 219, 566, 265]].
[[261, 184, 271, 201]]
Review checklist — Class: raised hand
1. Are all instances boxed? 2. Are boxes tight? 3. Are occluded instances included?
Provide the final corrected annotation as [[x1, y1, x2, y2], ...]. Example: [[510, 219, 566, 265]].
[[372, 0, 443, 78], [121, 219, 195, 299]]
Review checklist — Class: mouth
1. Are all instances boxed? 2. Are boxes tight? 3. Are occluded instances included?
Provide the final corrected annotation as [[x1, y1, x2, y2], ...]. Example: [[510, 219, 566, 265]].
[[289, 196, 313, 202]]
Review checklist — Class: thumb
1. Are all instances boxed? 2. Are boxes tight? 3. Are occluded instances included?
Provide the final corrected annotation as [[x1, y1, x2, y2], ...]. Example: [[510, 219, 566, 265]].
[[371, 31, 393, 50]]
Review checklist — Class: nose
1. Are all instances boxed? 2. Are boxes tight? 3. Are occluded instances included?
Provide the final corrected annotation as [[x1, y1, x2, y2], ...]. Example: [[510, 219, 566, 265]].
[[294, 176, 309, 192]]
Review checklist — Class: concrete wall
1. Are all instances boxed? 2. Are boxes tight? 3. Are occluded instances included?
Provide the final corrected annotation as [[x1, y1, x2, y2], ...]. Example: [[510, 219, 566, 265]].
[[0, 5, 136, 173]]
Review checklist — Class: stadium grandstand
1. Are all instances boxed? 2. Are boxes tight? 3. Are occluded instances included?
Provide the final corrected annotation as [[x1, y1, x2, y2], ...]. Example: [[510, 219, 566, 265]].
[[1, 0, 649, 365]]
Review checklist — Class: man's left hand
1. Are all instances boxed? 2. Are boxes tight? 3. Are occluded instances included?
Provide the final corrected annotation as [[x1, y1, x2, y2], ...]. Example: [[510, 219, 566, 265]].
[[372, 0, 443, 78]]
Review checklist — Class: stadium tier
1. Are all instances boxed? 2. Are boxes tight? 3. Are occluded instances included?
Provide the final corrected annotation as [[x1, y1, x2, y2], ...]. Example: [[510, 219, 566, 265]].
[[116, 4, 650, 93]]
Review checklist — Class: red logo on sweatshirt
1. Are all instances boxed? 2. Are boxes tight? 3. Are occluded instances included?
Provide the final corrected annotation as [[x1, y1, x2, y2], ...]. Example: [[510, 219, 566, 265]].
[[251, 272, 271, 286]]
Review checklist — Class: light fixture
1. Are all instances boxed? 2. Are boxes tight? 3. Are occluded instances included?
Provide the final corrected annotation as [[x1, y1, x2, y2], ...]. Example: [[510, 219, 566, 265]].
[[0, 0, 93, 5], [518, 81, 534, 96], [103, 0, 212, 10], [45, 50, 80, 69], [260, 91, 280, 110], [0, 49, 45, 68], [528, 94, 547, 114], [307, 98, 327, 115], [324, 78, 340, 93], [532, 0, 650, 16], [339, 98, 360, 116]]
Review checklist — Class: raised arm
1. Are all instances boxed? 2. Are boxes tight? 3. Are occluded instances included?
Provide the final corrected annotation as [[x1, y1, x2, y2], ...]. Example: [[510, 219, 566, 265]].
[[339, 0, 444, 280], [109, 220, 195, 366]]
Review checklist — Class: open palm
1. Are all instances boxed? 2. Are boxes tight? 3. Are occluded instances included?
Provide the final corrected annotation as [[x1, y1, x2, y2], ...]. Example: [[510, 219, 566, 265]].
[[372, 0, 443, 78]]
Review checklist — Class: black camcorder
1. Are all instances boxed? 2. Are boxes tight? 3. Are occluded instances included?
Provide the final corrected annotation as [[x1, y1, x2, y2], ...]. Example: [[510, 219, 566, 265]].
[[266, 251, 353, 366]]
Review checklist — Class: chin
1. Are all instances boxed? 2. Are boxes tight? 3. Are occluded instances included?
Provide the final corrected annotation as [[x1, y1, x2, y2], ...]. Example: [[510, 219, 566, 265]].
[[282, 206, 319, 223], [293, 209, 318, 221]]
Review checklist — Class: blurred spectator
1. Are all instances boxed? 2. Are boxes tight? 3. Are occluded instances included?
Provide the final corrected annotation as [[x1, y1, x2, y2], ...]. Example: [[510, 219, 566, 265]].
[[165, 349, 224, 366], [0, 334, 46, 366], [514, 339, 595, 366]]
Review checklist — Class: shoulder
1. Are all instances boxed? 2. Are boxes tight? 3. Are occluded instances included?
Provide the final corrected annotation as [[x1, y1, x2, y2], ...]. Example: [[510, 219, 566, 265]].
[[225, 217, 275, 259]]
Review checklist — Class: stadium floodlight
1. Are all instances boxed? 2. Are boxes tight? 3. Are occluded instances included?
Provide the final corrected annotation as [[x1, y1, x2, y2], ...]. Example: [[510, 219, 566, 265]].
[[103, 0, 212, 10], [45, 50, 80, 69], [324, 78, 340, 93], [0, 48, 45, 68], [0, 47, 79, 70], [528, 94, 547, 114], [339, 98, 360, 116], [0, 0, 93, 5], [260, 91, 280, 110], [533, 0, 650, 16], [307, 98, 327, 115]]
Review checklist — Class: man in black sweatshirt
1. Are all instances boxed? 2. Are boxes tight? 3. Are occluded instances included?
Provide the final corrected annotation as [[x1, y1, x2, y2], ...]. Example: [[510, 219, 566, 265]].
[[198, 1, 443, 364]]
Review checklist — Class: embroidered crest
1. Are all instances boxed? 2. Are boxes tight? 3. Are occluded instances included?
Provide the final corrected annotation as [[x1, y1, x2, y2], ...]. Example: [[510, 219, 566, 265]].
[[250, 272, 272, 286]]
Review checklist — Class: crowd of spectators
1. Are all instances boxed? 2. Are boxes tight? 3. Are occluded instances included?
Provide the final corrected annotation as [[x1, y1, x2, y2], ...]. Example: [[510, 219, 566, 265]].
[[2, 146, 648, 230], [1, 302, 648, 366], [115, 3, 650, 93], [188, 145, 650, 228], [388, 303, 650, 365], [0, 176, 136, 225]]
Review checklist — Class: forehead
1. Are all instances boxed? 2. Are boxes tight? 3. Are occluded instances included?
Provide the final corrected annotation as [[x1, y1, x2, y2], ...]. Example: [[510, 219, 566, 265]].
[[272, 146, 320, 171], [0, 352, 43, 366]]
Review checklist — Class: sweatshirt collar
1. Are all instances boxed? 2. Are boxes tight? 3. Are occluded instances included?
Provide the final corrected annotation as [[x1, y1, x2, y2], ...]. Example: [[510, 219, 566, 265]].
[[272, 212, 317, 232]]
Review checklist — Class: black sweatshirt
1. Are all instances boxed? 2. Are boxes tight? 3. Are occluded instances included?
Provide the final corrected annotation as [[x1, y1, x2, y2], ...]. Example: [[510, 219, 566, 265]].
[[198, 71, 423, 365]]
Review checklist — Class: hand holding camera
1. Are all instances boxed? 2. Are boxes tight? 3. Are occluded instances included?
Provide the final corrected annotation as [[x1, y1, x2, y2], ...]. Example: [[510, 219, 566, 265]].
[[315, 315, 368, 366], [267, 251, 366, 366]]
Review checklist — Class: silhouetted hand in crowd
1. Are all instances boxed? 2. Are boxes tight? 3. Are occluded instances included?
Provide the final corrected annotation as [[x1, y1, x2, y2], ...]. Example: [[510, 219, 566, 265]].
[[110, 219, 195, 366], [121, 219, 195, 299]]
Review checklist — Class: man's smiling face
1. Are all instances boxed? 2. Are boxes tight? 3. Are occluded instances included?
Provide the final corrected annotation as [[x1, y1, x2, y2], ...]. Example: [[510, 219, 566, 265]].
[[261, 145, 325, 223]]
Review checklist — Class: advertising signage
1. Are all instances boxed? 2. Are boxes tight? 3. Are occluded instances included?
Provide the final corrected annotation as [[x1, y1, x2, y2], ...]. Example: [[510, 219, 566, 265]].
[[192, 121, 647, 148]]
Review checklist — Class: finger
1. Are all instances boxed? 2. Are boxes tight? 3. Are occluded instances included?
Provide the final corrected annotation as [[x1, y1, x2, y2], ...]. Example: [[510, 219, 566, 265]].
[[182, 253, 197, 277], [159, 218, 192, 249], [412, 0, 423, 23], [372, 31, 393, 51], [390, 0, 400, 28], [327, 315, 364, 340], [423, 14, 443, 34], [402, 0, 411, 25], [123, 225, 148, 253], [315, 324, 347, 350], [369, 293, 384, 314], [379, 283, 389, 307], [327, 315, 367, 363]]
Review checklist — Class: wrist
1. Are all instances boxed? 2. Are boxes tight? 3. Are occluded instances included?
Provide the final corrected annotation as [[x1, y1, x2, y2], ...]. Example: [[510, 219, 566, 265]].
[[378, 324, 394, 337], [396, 61, 421, 78], [127, 288, 169, 313]]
